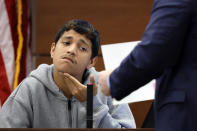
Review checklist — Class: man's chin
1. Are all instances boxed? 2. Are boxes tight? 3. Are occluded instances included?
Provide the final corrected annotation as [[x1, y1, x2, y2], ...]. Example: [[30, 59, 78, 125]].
[[59, 70, 74, 76], [56, 65, 71, 73]]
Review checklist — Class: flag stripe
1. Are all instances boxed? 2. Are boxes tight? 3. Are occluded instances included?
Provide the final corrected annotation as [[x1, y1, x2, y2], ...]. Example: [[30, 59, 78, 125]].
[[0, 0, 32, 105], [0, 50, 11, 105], [4, 0, 18, 61], [0, 0, 15, 90]]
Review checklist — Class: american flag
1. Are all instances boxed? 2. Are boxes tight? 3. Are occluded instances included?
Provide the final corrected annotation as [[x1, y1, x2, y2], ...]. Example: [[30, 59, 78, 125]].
[[0, 0, 32, 106]]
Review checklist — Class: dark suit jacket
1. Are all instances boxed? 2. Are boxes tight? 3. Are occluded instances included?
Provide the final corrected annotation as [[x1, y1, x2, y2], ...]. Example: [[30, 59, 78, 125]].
[[109, 0, 197, 130]]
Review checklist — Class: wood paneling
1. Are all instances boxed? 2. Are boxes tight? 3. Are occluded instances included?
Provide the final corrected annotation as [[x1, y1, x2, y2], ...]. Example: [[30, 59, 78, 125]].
[[129, 100, 153, 128], [35, 56, 52, 67], [35, 0, 153, 71]]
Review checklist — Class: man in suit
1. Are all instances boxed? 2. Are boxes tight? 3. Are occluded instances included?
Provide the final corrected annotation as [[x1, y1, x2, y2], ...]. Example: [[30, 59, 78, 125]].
[[96, 0, 197, 130]]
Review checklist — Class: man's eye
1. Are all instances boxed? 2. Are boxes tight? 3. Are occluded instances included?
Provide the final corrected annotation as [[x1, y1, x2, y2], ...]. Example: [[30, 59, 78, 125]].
[[80, 47, 87, 52], [63, 42, 70, 45]]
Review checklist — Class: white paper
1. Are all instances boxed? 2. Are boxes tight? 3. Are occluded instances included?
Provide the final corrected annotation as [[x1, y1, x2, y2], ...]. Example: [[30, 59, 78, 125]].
[[101, 41, 155, 104], [101, 41, 140, 70]]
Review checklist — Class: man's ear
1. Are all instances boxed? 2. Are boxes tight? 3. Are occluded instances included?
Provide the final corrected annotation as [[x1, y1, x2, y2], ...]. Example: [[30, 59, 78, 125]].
[[50, 42, 55, 58], [87, 56, 98, 69]]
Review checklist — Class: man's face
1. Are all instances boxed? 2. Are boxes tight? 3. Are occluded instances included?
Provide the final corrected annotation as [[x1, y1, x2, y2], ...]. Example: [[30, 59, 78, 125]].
[[51, 29, 96, 79]]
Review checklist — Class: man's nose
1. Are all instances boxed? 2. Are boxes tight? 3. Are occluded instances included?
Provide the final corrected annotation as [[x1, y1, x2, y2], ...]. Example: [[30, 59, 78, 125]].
[[67, 44, 77, 55]]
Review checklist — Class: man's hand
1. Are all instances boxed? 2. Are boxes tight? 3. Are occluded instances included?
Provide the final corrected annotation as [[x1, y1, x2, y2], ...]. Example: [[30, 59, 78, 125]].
[[63, 73, 97, 102], [96, 70, 113, 96]]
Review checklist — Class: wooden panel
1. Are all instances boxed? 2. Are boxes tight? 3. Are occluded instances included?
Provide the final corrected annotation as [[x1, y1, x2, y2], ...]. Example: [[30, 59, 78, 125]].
[[35, 0, 153, 56], [129, 100, 153, 128], [34, 0, 153, 69], [35, 56, 52, 67], [95, 55, 105, 71]]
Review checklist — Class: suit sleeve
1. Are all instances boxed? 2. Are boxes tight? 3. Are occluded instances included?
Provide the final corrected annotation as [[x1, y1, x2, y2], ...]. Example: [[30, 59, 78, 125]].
[[109, 0, 192, 100]]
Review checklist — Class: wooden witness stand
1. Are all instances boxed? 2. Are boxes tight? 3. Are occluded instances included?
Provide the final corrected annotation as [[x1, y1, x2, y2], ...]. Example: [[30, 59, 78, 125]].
[[0, 129, 154, 131]]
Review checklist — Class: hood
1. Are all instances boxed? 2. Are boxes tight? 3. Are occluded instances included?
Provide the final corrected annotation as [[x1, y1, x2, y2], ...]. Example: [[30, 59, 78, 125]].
[[29, 64, 99, 99], [29, 64, 63, 98]]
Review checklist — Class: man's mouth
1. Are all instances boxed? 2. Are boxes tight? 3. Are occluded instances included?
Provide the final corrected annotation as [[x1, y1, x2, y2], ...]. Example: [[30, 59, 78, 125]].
[[62, 57, 74, 63]]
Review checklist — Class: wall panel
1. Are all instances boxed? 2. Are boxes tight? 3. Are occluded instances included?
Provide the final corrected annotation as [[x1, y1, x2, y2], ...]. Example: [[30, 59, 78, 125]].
[[35, 0, 153, 70]]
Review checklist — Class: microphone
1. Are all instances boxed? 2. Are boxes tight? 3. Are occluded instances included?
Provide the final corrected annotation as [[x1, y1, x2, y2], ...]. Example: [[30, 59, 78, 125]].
[[86, 84, 93, 128]]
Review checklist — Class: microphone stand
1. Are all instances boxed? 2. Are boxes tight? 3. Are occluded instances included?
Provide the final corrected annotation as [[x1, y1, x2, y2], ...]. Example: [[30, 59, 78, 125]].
[[86, 84, 93, 128]]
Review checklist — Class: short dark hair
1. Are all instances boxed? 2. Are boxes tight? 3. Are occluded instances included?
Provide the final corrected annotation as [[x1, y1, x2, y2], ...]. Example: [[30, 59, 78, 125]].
[[54, 19, 100, 58]]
